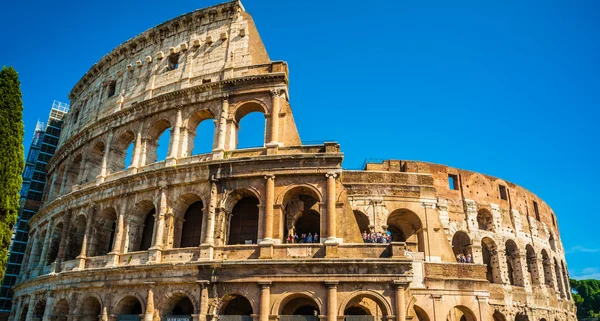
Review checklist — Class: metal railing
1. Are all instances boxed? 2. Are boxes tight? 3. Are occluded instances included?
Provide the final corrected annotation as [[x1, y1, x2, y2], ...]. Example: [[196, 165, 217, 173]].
[[280, 315, 319, 321], [216, 316, 253, 321], [345, 316, 376, 321]]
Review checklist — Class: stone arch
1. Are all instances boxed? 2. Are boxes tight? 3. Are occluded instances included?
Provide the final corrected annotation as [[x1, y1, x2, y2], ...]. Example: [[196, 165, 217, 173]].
[[451, 231, 472, 260], [129, 200, 156, 252], [162, 291, 197, 316], [18, 303, 28, 321], [549, 233, 557, 252], [561, 260, 571, 299], [46, 221, 64, 265], [413, 305, 430, 321], [280, 185, 323, 242], [223, 188, 262, 214], [338, 290, 392, 317], [541, 250, 553, 287], [66, 153, 83, 189], [52, 298, 70, 321], [481, 237, 501, 284], [477, 209, 494, 231], [86, 141, 106, 182], [31, 229, 46, 268], [51, 164, 67, 198], [525, 244, 540, 285], [227, 192, 260, 245], [217, 293, 254, 315], [386, 209, 424, 252], [175, 193, 204, 248], [553, 258, 565, 297], [109, 129, 136, 173], [271, 292, 324, 316], [466, 173, 493, 198], [65, 214, 87, 261], [505, 239, 524, 286], [145, 119, 172, 164], [445, 306, 476, 321], [492, 310, 506, 321], [184, 109, 217, 156], [91, 207, 118, 256], [78, 295, 102, 319], [279, 293, 321, 316], [353, 210, 370, 235], [114, 294, 144, 316], [33, 297, 46, 319], [230, 100, 269, 149]]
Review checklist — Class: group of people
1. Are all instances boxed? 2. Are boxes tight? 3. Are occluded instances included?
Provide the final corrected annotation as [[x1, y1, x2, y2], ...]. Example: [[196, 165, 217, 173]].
[[286, 232, 319, 243], [362, 231, 392, 244], [456, 253, 473, 263]]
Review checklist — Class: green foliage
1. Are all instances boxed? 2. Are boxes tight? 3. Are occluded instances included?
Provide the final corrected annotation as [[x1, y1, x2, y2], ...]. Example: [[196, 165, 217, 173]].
[[0, 66, 25, 282], [571, 279, 600, 319]]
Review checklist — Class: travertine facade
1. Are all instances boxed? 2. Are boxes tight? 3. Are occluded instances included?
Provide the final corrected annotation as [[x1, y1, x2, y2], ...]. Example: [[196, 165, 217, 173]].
[[10, 2, 576, 321]]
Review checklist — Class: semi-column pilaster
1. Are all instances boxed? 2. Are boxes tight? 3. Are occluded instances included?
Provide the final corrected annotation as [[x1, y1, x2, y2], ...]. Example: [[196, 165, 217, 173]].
[[325, 173, 338, 244], [37, 220, 54, 269], [258, 281, 272, 321], [267, 89, 281, 146], [168, 107, 183, 162], [213, 94, 229, 158], [76, 205, 96, 270], [197, 280, 210, 321], [201, 179, 218, 259], [22, 229, 36, 272], [99, 130, 114, 182], [10, 296, 22, 321], [260, 175, 275, 259], [393, 281, 407, 321], [144, 286, 155, 321], [54, 210, 73, 272], [41, 291, 54, 321], [325, 281, 338, 321], [25, 294, 37, 321], [131, 127, 144, 170]]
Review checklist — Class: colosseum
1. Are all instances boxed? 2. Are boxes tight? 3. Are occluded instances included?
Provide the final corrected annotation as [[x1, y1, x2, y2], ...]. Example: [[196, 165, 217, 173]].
[[10, 1, 577, 321]]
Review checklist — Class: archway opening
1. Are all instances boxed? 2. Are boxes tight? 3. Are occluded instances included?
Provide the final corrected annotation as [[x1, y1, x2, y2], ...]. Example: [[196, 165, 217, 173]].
[[18, 304, 28, 321], [561, 261, 571, 300], [179, 201, 204, 248], [86, 141, 105, 182], [445, 306, 476, 321], [156, 128, 172, 162], [482, 237, 501, 284], [386, 209, 423, 252], [549, 234, 557, 252], [220, 295, 253, 316], [541, 250, 553, 287], [129, 200, 156, 252], [164, 294, 194, 318], [140, 209, 155, 251], [92, 208, 117, 256], [554, 258, 565, 297], [66, 154, 83, 189], [115, 296, 143, 317], [282, 187, 321, 243], [65, 215, 87, 261], [33, 298, 46, 319], [526, 244, 540, 285], [413, 305, 430, 321], [505, 240, 524, 286], [80, 296, 101, 319], [228, 197, 259, 245], [353, 210, 370, 235], [236, 111, 266, 149], [477, 209, 493, 231], [515, 313, 529, 321], [188, 110, 216, 156], [52, 298, 69, 321], [46, 222, 63, 265], [109, 130, 135, 172], [451, 231, 472, 261], [146, 119, 172, 164], [492, 311, 505, 321], [343, 294, 388, 321]]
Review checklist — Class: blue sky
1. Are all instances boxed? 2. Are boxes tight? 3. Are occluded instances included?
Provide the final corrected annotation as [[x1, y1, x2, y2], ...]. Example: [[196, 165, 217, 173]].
[[1, 0, 599, 278]]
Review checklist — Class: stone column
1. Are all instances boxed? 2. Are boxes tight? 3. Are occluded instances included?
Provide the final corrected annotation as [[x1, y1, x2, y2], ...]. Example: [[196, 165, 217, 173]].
[[99, 130, 114, 181], [111, 209, 125, 254], [25, 294, 37, 321], [42, 292, 54, 321], [11, 296, 22, 321], [197, 280, 210, 321], [262, 175, 275, 242], [77, 206, 96, 270], [393, 281, 406, 321], [101, 306, 109, 321], [214, 94, 229, 156], [325, 281, 338, 321], [47, 173, 58, 201], [168, 107, 183, 161], [37, 220, 54, 269], [54, 211, 73, 272], [132, 128, 144, 169], [122, 220, 131, 254], [258, 281, 272, 321], [267, 89, 281, 146], [151, 188, 168, 250], [325, 173, 338, 243], [145, 287, 155, 321], [22, 229, 36, 272], [204, 180, 217, 245]]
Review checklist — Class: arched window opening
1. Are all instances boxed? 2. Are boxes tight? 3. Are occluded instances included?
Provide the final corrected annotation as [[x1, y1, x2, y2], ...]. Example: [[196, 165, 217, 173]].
[[33, 298, 46, 320], [505, 240, 524, 286], [526, 244, 540, 285], [165, 295, 194, 318], [236, 111, 266, 149], [146, 120, 172, 164], [561, 260, 570, 299], [18, 304, 28, 321], [387, 209, 424, 253], [86, 142, 105, 182], [65, 215, 87, 261], [354, 211, 370, 235], [281, 296, 320, 319], [477, 209, 494, 231], [139, 209, 155, 251], [107, 80, 117, 98], [80, 296, 101, 320], [343, 294, 389, 321], [46, 223, 63, 265], [51, 299, 69, 321], [30, 231, 45, 268], [180, 201, 204, 248], [492, 311, 506, 321], [482, 237, 501, 284], [541, 250, 553, 287], [66, 154, 83, 189], [115, 296, 143, 317], [51, 166, 66, 198], [445, 306, 476, 321], [220, 295, 253, 316], [109, 131, 135, 173], [92, 208, 117, 256], [413, 305, 430, 321], [549, 234, 557, 252], [129, 200, 156, 252], [167, 53, 180, 71], [283, 188, 321, 243], [451, 231, 472, 262], [228, 197, 259, 245], [515, 313, 529, 321], [186, 110, 216, 157]]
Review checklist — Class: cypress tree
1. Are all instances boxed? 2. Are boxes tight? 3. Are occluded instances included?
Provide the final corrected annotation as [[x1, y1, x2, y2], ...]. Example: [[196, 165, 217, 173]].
[[0, 66, 24, 282]]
